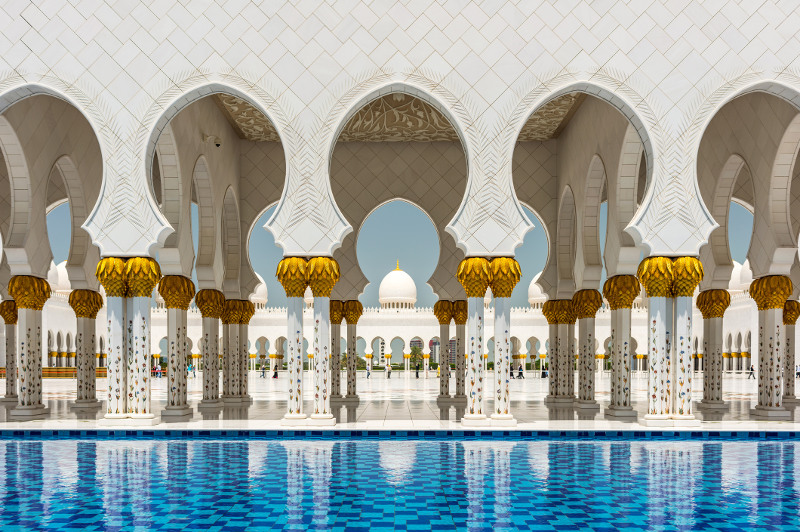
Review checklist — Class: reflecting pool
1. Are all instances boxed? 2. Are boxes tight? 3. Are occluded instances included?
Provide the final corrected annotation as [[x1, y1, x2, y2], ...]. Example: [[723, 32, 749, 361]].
[[0, 438, 798, 530]]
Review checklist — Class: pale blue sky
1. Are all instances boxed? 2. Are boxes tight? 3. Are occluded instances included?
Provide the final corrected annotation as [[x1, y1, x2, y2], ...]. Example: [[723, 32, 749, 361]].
[[46, 199, 755, 306]]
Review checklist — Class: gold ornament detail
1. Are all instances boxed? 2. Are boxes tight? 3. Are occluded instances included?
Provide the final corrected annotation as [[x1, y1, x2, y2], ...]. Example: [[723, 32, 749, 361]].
[[433, 300, 453, 325], [343, 300, 364, 324], [222, 299, 243, 325], [602, 275, 640, 310], [552, 299, 575, 324], [330, 300, 344, 324], [68, 290, 103, 319], [8, 276, 51, 310], [0, 300, 17, 325], [542, 300, 558, 324], [307, 257, 340, 297], [784, 300, 800, 325], [457, 257, 491, 298], [96, 257, 128, 297], [696, 289, 731, 319], [572, 289, 603, 319], [240, 300, 255, 324], [749, 276, 793, 310], [637, 257, 674, 298], [452, 300, 468, 325], [276, 257, 308, 297], [488, 258, 521, 298], [157, 275, 195, 310], [672, 257, 704, 297], [124, 257, 161, 298], [195, 289, 225, 319]]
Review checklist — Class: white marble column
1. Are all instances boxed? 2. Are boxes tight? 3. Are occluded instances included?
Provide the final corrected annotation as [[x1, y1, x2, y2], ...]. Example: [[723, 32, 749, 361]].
[[464, 296, 486, 422], [783, 301, 799, 404], [0, 301, 18, 403], [573, 288, 602, 409], [8, 276, 50, 418], [196, 289, 224, 409], [434, 301, 453, 399], [311, 295, 333, 423], [696, 289, 730, 408], [669, 257, 703, 423], [158, 276, 194, 419], [127, 295, 157, 418], [284, 296, 305, 420], [491, 296, 514, 424], [455, 314, 467, 399], [751, 276, 793, 418], [74, 315, 99, 406], [239, 321, 250, 401], [557, 320, 574, 400], [330, 301, 343, 400], [104, 295, 126, 418], [226, 318, 241, 403]]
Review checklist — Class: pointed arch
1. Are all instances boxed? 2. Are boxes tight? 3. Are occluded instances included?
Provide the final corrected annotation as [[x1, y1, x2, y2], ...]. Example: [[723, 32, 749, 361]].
[[192, 155, 218, 288], [222, 186, 242, 299], [556, 186, 577, 297]]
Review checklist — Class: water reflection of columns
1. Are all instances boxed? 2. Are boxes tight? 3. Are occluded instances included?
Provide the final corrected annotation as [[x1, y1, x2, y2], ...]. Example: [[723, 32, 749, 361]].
[[492, 442, 516, 529], [284, 443, 305, 527], [463, 442, 490, 530], [305, 442, 334, 527]]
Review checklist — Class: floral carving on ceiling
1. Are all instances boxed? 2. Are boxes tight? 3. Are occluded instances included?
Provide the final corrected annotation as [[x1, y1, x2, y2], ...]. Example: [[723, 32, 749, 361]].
[[517, 93, 585, 141], [214, 94, 281, 142]]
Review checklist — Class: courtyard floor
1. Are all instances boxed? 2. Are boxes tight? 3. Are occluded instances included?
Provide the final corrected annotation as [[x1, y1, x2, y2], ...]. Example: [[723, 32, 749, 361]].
[[0, 370, 794, 431]]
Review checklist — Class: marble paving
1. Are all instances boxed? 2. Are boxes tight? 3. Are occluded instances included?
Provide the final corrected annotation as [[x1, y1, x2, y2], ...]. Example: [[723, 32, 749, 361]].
[[0, 370, 795, 432]]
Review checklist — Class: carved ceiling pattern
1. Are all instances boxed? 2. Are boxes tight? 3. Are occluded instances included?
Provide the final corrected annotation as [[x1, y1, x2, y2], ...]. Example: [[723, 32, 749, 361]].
[[338, 93, 458, 142], [214, 94, 281, 142], [518, 93, 585, 141]]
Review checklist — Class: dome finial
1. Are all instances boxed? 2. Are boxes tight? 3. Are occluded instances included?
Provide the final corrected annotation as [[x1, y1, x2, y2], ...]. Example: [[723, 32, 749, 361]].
[[395, 260, 400, 271]]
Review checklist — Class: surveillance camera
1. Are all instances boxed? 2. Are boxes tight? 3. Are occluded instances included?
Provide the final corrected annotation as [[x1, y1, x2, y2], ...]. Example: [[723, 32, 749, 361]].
[[203, 134, 222, 148]]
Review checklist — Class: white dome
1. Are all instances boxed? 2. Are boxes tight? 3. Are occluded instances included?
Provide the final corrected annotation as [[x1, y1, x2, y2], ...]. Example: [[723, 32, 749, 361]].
[[251, 274, 268, 304], [379, 262, 416, 308], [47, 260, 71, 292], [528, 273, 544, 304]]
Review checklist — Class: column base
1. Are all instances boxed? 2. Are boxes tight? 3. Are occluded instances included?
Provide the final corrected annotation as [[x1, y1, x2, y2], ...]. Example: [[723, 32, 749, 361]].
[[329, 394, 343, 401], [782, 395, 800, 405], [605, 406, 637, 418], [0, 395, 19, 404], [334, 395, 360, 406], [451, 394, 468, 406], [71, 399, 102, 409], [161, 406, 194, 420], [9, 405, 50, 419], [198, 399, 223, 410], [281, 413, 308, 426], [544, 396, 574, 405], [640, 415, 701, 427], [239, 395, 253, 405], [98, 416, 160, 426], [490, 414, 517, 427], [436, 396, 459, 407], [751, 406, 792, 419], [698, 399, 729, 410], [222, 396, 243, 404], [574, 400, 600, 410], [461, 414, 490, 427], [308, 414, 336, 426]]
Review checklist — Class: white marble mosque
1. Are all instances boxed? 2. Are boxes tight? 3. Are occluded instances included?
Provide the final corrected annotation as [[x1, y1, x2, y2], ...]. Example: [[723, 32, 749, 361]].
[[1, 1, 800, 428]]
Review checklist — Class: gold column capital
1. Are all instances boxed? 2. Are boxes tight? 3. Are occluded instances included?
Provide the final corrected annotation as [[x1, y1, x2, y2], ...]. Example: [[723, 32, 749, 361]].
[[672, 256, 703, 297], [0, 300, 17, 324], [239, 300, 255, 324], [602, 275, 640, 310], [696, 289, 731, 319], [456, 257, 491, 298], [542, 299, 574, 324], [343, 300, 363, 324], [488, 257, 521, 298], [749, 275, 793, 310], [433, 300, 453, 325], [68, 289, 104, 319], [221, 299, 243, 325], [330, 300, 344, 324], [307, 257, 340, 297], [572, 289, 603, 319], [124, 257, 161, 298], [8, 275, 51, 310], [637, 256, 674, 298], [195, 289, 225, 319], [157, 275, 195, 310], [452, 300, 468, 325], [96, 257, 127, 297], [784, 300, 800, 325], [276, 257, 308, 297]]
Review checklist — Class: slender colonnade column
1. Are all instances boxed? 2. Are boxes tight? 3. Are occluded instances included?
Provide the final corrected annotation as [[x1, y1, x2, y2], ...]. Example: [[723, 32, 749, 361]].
[[343, 300, 363, 404], [555, 300, 576, 402], [196, 289, 224, 409], [542, 300, 559, 402], [696, 289, 730, 408], [330, 301, 343, 400], [278, 257, 308, 423], [457, 257, 491, 425], [750, 275, 793, 418], [489, 257, 521, 426], [434, 300, 453, 400], [96, 258, 127, 418], [222, 300, 242, 403], [159, 275, 194, 419], [783, 300, 800, 405], [603, 275, 640, 417], [8, 275, 51, 418], [239, 301, 255, 402], [308, 257, 339, 424], [453, 300, 468, 402], [0, 300, 17, 404], [672, 257, 703, 420], [572, 289, 602, 409], [69, 289, 103, 408]]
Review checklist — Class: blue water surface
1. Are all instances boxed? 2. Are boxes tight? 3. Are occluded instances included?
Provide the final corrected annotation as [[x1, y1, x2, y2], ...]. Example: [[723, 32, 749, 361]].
[[0, 438, 797, 530]]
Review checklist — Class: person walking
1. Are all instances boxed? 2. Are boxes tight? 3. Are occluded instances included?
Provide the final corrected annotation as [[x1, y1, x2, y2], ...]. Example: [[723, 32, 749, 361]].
[[367, 366, 371, 379], [387, 365, 392, 379], [518, 364, 524, 379], [415, 362, 420, 379], [260, 363, 267, 378], [748, 364, 756, 379]]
